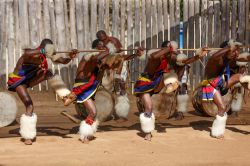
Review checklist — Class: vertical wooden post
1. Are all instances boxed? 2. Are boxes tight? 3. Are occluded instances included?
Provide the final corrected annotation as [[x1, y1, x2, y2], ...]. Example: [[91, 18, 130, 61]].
[[43, 0, 51, 39], [169, 0, 175, 40], [13, 0, 20, 62], [207, 0, 213, 47], [141, 0, 146, 48], [98, 0, 105, 31], [6, 0, 15, 75], [49, 0, 58, 75], [127, 0, 134, 81], [104, 0, 110, 33], [151, 0, 157, 48], [69, 0, 77, 88], [246, 0, 250, 45], [200, 0, 207, 81], [90, 0, 97, 41], [75, 0, 84, 62], [83, 0, 90, 48], [157, 0, 163, 46], [55, 0, 69, 87], [194, 0, 200, 85], [213, 0, 221, 46], [141, 0, 146, 71], [0, 0, 7, 88], [237, 0, 246, 43], [231, 0, 237, 40], [112, 0, 120, 38], [175, 0, 180, 44], [163, 0, 168, 41], [183, 0, 188, 52], [134, 0, 140, 79], [146, 0, 151, 49], [120, 0, 126, 47], [188, 0, 195, 90], [19, 0, 30, 48]]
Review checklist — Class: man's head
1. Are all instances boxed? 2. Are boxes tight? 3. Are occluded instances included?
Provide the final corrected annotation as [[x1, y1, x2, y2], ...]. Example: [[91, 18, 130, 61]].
[[92, 39, 105, 50], [40, 38, 53, 49], [220, 40, 240, 60], [161, 40, 178, 53], [161, 40, 170, 48], [96, 30, 108, 41]]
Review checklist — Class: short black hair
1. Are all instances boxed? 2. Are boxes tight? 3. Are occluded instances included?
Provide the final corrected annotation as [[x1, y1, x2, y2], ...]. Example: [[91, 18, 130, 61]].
[[220, 40, 229, 48], [92, 39, 100, 49], [161, 40, 170, 48], [96, 30, 107, 38], [40, 38, 53, 48]]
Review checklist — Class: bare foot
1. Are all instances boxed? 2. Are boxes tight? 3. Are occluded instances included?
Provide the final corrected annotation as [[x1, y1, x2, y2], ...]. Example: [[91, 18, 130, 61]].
[[212, 135, 224, 139], [80, 137, 89, 144], [24, 139, 33, 145], [144, 133, 152, 141], [174, 112, 184, 121]]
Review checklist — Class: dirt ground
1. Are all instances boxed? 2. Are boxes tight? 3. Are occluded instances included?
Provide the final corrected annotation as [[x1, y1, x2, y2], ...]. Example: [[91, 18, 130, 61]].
[[0, 90, 250, 166]]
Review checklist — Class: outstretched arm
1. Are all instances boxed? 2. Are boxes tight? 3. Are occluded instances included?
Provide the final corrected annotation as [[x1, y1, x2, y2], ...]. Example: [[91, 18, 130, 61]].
[[181, 48, 209, 65], [53, 49, 78, 64], [150, 47, 171, 60], [210, 46, 231, 60]]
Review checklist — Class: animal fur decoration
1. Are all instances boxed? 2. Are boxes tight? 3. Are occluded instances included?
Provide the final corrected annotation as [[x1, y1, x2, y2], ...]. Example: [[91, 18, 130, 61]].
[[231, 91, 243, 112], [167, 41, 178, 52], [115, 95, 130, 119], [211, 113, 227, 138], [236, 52, 250, 66], [240, 75, 250, 90], [48, 75, 71, 99], [79, 120, 99, 139], [176, 53, 188, 66], [106, 42, 117, 54], [139, 113, 155, 133], [19, 113, 37, 140], [228, 39, 242, 49], [177, 94, 189, 113], [163, 73, 179, 93]]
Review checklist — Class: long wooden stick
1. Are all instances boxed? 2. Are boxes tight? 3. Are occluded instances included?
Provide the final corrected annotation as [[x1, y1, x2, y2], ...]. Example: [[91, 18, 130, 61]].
[[61, 111, 81, 124], [55, 49, 106, 54]]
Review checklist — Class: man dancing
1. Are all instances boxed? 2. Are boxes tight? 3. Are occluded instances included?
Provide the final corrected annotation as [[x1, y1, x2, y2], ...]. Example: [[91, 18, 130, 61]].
[[198, 40, 250, 139], [134, 41, 208, 141], [7, 39, 77, 145], [96, 30, 130, 120], [63, 39, 109, 143]]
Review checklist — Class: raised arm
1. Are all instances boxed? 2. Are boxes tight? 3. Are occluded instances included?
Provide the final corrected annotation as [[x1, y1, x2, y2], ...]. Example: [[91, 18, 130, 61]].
[[181, 48, 209, 65], [53, 49, 78, 64], [150, 47, 171, 60]]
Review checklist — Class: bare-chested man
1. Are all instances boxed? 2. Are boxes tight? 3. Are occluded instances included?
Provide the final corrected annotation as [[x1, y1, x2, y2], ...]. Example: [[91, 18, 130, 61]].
[[198, 40, 250, 139], [134, 41, 208, 141], [63, 39, 110, 143], [63, 39, 142, 143], [160, 41, 209, 120], [229, 52, 249, 117], [96, 30, 132, 120], [7, 39, 77, 145]]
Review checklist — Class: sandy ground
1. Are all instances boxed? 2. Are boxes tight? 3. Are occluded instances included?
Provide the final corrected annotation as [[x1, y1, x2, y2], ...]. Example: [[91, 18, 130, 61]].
[[0, 91, 250, 166]]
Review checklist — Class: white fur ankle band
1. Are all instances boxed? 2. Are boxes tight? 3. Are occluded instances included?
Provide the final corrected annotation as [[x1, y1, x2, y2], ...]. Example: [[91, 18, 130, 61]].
[[139, 113, 155, 133], [79, 120, 99, 139], [19, 113, 37, 140], [177, 94, 189, 113], [211, 113, 227, 137]]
